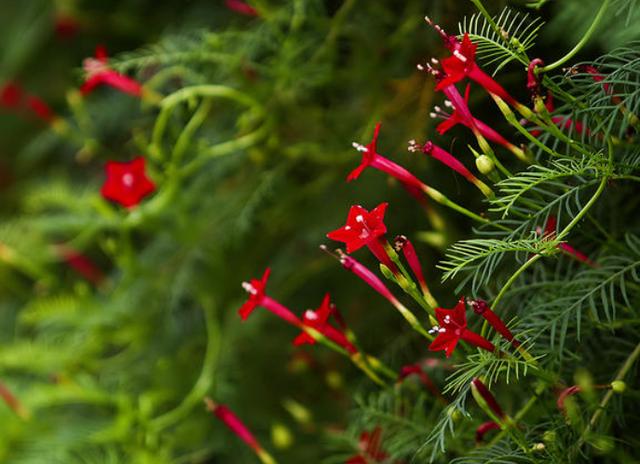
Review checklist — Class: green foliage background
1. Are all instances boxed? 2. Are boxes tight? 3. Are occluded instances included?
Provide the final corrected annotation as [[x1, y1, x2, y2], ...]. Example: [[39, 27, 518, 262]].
[[1, 1, 640, 463]]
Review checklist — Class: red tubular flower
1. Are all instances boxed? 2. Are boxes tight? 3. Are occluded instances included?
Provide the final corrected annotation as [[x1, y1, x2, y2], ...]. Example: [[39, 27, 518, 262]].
[[101, 156, 156, 208], [0, 381, 29, 419], [55, 244, 105, 286], [327, 203, 398, 274], [205, 398, 275, 464], [468, 298, 520, 348], [25, 95, 55, 123], [394, 235, 431, 297], [293, 294, 357, 354], [428, 297, 495, 357], [347, 427, 390, 464], [435, 34, 519, 106], [398, 364, 441, 398], [471, 378, 506, 419], [334, 251, 400, 306], [556, 385, 581, 414], [475, 421, 501, 443], [225, 0, 259, 16], [81, 45, 143, 97], [527, 58, 545, 98], [349, 122, 428, 193], [239, 268, 301, 326], [541, 216, 597, 267]]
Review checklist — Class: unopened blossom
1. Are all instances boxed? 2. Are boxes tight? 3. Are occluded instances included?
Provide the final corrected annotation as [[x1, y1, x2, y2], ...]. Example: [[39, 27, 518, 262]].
[[471, 378, 506, 420], [527, 58, 545, 98], [205, 398, 276, 464], [398, 364, 441, 398], [293, 294, 357, 354], [468, 298, 520, 348], [394, 235, 438, 308], [556, 385, 581, 414], [475, 421, 501, 443], [225, 0, 259, 16], [54, 244, 105, 286], [540, 216, 597, 267], [408, 139, 492, 197], [327, 203, 398, 273], [101, 157, 156, 208], [81, 45, 143, 97], [428, 297, 495, 357]]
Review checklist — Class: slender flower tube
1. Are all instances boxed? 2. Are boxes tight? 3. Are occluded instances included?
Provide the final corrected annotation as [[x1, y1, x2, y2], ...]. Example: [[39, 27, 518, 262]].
[[475, 421, 501, 444], [425, 19, 534, 118], [471, 378, 506, 422], [408, 139, 493, 197], [326, 203, 399, 274], [393, 235, 438, 307], [293, 294, 357, 354], [398, 364, 442, 399], [429, 83, 526, 160], [321, 247, 432, 340], [225, 0, 259, 16], [0, 381, 29, 419], [556, 385, 581, 414], [204, 398, 276, 464], [54, 244, 105, 286], [348, 123, 491, 225], [428, 297, 495, 357], [539, 216, 598, 267], [468, 298, 520, 347]]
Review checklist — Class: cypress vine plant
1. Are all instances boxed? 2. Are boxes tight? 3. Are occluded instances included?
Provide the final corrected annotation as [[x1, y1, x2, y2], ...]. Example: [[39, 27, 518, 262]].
[[0, 0, 639, 463]]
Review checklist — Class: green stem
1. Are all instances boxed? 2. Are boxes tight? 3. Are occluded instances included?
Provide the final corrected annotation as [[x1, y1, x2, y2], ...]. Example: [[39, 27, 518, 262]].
[[149, 297, 221, 431], [538, 0, 611, 73]]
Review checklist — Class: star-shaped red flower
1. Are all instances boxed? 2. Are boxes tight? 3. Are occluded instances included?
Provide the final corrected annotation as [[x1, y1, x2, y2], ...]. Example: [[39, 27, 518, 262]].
[[429, 297, 495, 358], [348, 122, 381, 181], [429, 297, 469, 357], [238, 267, 271, 320], [293, 293, 333, 346], [101, 157, 156, 208], [81, 45, 143, 97], [326, 203, 388, 253], [435, 33, 477, 91]]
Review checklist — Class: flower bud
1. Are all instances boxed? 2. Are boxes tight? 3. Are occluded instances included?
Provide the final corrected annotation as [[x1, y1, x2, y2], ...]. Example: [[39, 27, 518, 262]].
[[543, 430, 556, 443], [271, 422, 293, 449], [611, 380, 626, 393], [475, 155, 495, 175]]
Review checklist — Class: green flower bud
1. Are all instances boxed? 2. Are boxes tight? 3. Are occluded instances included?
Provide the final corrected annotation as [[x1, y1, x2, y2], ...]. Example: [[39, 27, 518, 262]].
[[271, 423, 294, 449], [611, 380, 626, 393], [476, 155, 495, 175], [543, 430, 556, 443]]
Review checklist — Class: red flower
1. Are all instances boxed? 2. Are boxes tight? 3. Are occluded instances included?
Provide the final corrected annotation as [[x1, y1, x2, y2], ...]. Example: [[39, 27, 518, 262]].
[[475, 421, 501, 443], [541, 216, 597, 267], [398, 364, 441, 398], [55, 244, 105, 286], [293, 294, 357, 354], [327, 204, 388, 253], [428, 297, 495, 357], [225, 0, 259, 16], [101, 157, 156, 208], [394, 235, 432, 299], [347, 427, 390, 464], [471, 378, 506, 420], [239, 268, 301, 326], [327, 203, 398, 274], [54, 14, 81, 40], [81, 45, 143, 97], [349, 122, 427, 193], [205, 398, 275, 463], [556, 385, 581, 414], [435, 34, 518, 106], [239, 267, 271, 320], [0, 82, 23, 108], [25, 95, 55, 123], [468, 298, 520, 348]]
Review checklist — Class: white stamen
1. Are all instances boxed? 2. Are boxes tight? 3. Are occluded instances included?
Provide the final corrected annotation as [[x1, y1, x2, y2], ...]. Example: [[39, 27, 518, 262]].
[[417, 64, 425, 71], [242, 282, 257, 295], [428, 325, 440, 334], [304, 310, 318, 321], [355, 215, 364, 223], [433, 105, 442, 113], [431, 58, 439, 65], [352, 142, 367, 152], [453, 50, 468, 62], [345, 226, 351, 231], [429, 112, 437, 119], [444, 100, 454, 108], [122, 173, 134, 187]]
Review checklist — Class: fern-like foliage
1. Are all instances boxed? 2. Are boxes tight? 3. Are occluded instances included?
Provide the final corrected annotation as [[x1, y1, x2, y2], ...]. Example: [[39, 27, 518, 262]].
[[459, 7, 544, 74]]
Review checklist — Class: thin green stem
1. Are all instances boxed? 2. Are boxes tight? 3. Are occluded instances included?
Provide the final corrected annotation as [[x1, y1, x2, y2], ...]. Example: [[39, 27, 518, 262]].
[[538, 0, 611, 73]]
